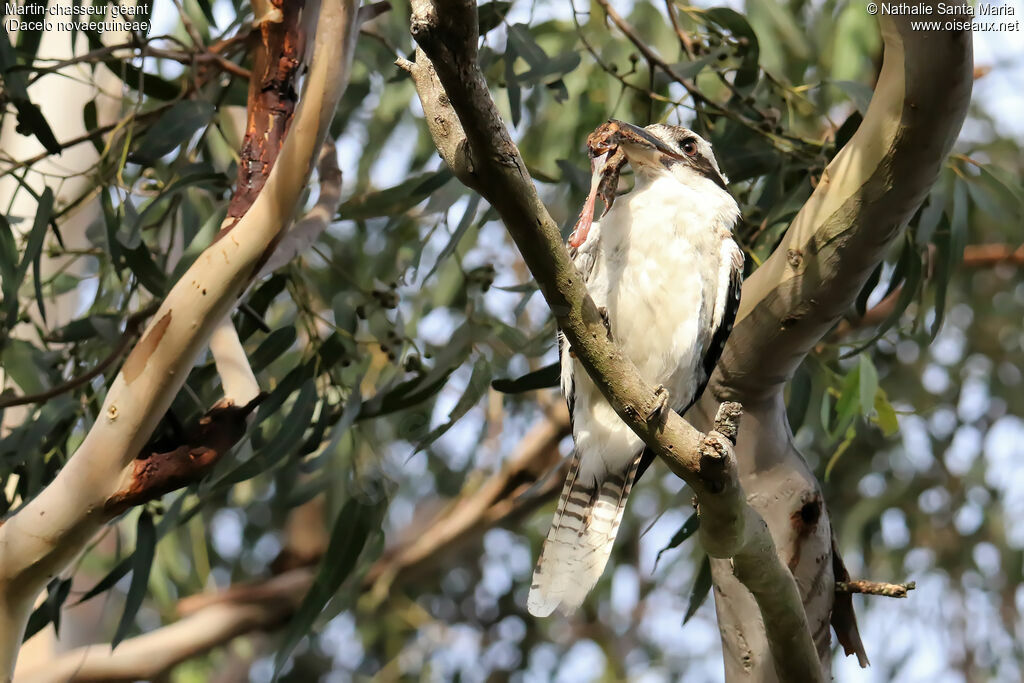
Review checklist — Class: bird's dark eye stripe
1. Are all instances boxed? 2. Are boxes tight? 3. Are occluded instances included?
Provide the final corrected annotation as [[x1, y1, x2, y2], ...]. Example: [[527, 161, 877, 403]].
[[689, 154, 728, 190]]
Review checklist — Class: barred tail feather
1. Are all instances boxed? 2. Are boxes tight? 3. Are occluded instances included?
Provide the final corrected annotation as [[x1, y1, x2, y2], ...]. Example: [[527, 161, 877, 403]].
[[527, 451, 642, 617]]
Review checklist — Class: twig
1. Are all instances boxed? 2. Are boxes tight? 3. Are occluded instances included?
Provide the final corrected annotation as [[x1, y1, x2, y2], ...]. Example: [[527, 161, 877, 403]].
[[0, 105, 173, 177], [962, 242, 1024, 267], [0, 302, 160, 409], [594, 0, 703, 99], [836, 580, 916, 599], [569, 6, 691, 114], [366, 406, 570, 590], [664, 0, 697, 57], [829, 242, 1022, 342], [592, 0, 809, 153]]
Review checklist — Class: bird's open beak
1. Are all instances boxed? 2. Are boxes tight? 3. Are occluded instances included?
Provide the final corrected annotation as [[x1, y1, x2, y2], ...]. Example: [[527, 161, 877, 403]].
[[609, 120, 685, 160], [569, 120, 685, 248]]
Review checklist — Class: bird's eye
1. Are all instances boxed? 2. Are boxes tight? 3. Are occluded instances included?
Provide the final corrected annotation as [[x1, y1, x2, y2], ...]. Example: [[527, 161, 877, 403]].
[[681, 138, 698, 156]]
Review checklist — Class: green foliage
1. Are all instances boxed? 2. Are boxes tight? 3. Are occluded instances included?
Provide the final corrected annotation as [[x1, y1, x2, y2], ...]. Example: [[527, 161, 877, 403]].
[[273, 496, 386, 677], [683, 555, 713, 624], [113, 510, 157, 648]]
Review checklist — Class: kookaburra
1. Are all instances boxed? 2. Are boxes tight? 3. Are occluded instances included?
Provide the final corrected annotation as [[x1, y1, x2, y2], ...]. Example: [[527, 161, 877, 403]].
[[527, 120, 744, 617]]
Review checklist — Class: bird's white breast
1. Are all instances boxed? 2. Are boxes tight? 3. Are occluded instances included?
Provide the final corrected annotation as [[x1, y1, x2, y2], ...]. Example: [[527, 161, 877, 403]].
[[571, 173, 738, 479]]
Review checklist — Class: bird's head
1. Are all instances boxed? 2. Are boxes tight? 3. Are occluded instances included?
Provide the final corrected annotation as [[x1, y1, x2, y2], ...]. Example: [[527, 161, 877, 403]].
[[610, 121, 729, 191], [568, 120, 731, 248]]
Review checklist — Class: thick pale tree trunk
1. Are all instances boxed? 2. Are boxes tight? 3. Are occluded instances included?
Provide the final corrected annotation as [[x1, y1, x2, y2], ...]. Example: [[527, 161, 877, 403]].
[[699, 5, 973, 679]]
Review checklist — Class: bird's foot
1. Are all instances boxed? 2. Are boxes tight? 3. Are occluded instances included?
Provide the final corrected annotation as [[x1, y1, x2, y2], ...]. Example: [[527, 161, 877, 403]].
[[598, 306, 613, 339], [647, 385, 670, 424]]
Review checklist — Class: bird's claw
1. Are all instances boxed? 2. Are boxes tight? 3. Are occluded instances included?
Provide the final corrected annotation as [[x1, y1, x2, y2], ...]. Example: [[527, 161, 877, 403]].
[[647, 385, 670, 423]]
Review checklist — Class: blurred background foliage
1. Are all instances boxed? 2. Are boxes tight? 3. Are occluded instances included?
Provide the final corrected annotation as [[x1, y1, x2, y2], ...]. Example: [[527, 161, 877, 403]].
[[0, 0, 1022, 680]]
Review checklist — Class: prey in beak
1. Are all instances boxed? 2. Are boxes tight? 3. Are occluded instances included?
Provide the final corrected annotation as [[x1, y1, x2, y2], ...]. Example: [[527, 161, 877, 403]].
[[568, 120, 684, 249], [591, 120, 686, 162]]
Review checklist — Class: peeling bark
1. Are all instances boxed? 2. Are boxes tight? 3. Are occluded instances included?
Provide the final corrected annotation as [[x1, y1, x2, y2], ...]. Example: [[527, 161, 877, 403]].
[[222, 0, 307, 237], [103, 395, 263, 516]]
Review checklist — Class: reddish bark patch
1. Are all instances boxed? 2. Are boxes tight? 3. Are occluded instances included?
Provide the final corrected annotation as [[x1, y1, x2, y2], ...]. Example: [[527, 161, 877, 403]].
[[104, 395, 264, 515], [217, 0, 307, 241], [122, 311, 172, 383]]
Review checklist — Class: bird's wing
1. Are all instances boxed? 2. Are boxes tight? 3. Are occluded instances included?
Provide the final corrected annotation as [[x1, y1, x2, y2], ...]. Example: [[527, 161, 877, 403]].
[[531, 227, 630, 618], [559, 223, 603, 425], [698, 237, 744, 391]]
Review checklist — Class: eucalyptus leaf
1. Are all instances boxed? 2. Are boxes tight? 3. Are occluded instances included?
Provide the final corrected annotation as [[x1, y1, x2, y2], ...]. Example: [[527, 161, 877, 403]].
[[129, 101, 215, 165], [22, 577, 72, 642], [858, 355, 878, 418], [683, 555, 713, 624], [250, 326, 299, 373], [112, 511, 157, 648], [416, 357, 491, 450], [655, 512, 700, 569], [426, 195, 481, 281], [491, 362, 560, 393], [272, 497, 386, 678], [338, 170, 453, 220]]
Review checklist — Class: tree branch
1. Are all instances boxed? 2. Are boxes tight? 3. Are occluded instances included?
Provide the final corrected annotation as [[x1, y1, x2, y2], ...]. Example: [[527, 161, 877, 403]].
[[366, 405, 570, 589], [829, 242, 1019, 341], [209, 318, 262, 405], [102, 395, 264, 516], [961, 242, 1024, 267], [711, 8, 974, 400], [210, 140, 343, 405], [0, 2, 361, 678], [15, 569, 312, 683], [405, 2, 822, 680], [222, 0, 307, 235]]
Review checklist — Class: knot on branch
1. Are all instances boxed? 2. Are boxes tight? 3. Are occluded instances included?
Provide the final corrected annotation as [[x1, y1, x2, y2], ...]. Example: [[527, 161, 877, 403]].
[[696, 402, 743, 494], [712, 401, 742, 444], [104, 394, 265, 515], [410, 0, 477, 56], [699, 432, 732, 462]]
